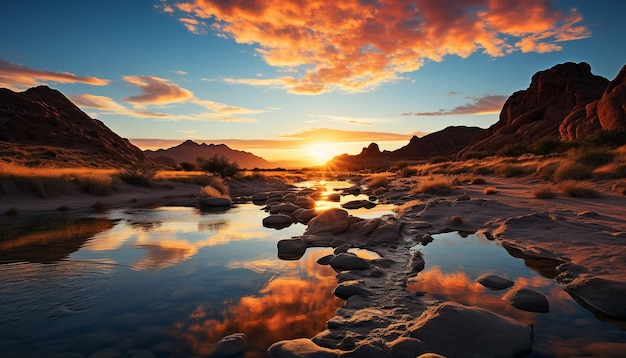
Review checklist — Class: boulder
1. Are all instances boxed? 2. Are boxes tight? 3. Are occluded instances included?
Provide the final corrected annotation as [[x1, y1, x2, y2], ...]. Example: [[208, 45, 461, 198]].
[[504, 287, 549, 313], [293, 208, 317, 224], [476, 274, 515, 290], [294, 196, 316, 209], [262, 214, 294, 229], [268, 338, 340, 358], [277, 238, 308, 260], [212, 333, 246, 357], [342, 200, 377, 210], [333, 280, 372, 299], [596, 64, 626, 132], [251, 192, 269, 203], [328, 253, 370, 270], [304, 208, 350, 235], [407, 302, 532, 357], [564, 276, 626, 319], [200, 197, 232, 207], [327, 193, 341, 202]]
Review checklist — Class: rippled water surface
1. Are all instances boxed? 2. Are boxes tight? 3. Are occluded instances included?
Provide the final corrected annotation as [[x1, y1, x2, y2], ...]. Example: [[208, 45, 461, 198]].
[[0, 182, 393, 357]]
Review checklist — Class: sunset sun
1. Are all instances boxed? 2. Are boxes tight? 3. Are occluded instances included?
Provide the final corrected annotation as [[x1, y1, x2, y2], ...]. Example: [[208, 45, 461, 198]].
[[305, 142, 345, 165]]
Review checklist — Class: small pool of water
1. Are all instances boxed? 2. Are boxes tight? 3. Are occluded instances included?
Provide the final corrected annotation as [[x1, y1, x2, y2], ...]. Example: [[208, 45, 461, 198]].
[[407, 232, 626, 356]]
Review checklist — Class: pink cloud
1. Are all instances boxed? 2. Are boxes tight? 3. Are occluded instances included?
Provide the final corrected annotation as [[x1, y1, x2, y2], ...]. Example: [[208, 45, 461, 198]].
[[123, 75, 194, 106], [171, 0, 589, 94], [402, 95, 508, 116], [0, 60, 110, 90]]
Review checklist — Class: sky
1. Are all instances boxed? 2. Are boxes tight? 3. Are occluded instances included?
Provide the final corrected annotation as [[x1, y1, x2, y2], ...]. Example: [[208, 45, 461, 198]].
[[1, 0, 624, 167]]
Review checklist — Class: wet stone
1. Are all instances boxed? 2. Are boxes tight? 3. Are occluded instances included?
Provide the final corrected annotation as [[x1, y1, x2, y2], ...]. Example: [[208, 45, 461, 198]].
[[476, 274, 515, 290], [504, 287, 550, 313], [329, 253, 370, 270]]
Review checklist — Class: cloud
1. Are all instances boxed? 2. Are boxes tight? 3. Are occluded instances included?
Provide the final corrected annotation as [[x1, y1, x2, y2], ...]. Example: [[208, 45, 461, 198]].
[[279, 127, 417, 142], [123, 75, 194, 106], [170, 0, 590, 94], [0, 60, 110, 90], [402, 95, 508, 116]]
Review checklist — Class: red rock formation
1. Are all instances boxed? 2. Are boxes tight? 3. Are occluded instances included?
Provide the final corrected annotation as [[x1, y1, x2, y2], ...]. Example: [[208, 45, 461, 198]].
[[466, 62, 611, 153], [0, 86, 146, 167]]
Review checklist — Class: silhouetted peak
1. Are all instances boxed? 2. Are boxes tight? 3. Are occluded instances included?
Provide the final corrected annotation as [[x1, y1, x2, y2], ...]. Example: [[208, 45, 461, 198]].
[[360, 143, 381, 156]]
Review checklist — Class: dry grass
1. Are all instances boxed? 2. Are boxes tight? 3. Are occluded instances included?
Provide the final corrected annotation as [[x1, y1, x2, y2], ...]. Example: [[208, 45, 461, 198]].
[[593, 163, 626, 179], [558, 181, 601, 198], [553, 160, 593, 182], [0, 163, 118, 197], [532, 185, 557, 199], [368, 172, 393, 189], [483, 186, 499, 195], [413, 176, 455, 195], [200, 185, 229, 198]]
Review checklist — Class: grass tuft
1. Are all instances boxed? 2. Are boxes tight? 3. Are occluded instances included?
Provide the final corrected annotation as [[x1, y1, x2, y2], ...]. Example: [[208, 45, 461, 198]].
[[413, 176, 455, 195], [532, 185, 557, 199], [553, 161, 593, 182], [558, 181, 601, 198], [483, 186, 499, 195], [368, 173, 392, 189]]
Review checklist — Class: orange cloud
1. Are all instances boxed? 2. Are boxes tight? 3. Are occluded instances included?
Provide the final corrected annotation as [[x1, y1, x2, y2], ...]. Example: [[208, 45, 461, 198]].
[[0, 60, 110, 90], [123, 75, 194, 106], [170, 0, 589, 94], [279, 127, 419, 142], [402, 94, 508, 116]]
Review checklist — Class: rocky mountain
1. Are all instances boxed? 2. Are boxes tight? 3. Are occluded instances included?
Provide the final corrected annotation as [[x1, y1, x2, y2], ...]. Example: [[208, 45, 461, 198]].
[[464, 62, 625, 153], [328, 126, 485, 170], [0, 86, 145, 167], [144, 140, 274, 169]]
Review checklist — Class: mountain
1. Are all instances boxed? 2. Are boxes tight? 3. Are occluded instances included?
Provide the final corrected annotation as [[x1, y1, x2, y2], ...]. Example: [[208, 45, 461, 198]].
[[463, 62, 625, 153], [0, 86, 145, 167], [144, 140, 274, 169], [328, 126, 485, 170]]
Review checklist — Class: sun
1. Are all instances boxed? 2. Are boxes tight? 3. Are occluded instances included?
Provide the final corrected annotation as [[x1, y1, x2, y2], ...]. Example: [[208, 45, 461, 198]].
[[304, 142, 345, 165]]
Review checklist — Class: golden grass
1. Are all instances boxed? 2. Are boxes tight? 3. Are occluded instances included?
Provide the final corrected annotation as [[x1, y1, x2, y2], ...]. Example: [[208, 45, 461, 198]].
[[368, 172, 393, 189], [532, 185, 557, 199], [483, 186, 499, 195], [558, 181, 601, 198], [553, 160, 593, 182], [200, 185, 228, 198], [413, 176, 455, 195]]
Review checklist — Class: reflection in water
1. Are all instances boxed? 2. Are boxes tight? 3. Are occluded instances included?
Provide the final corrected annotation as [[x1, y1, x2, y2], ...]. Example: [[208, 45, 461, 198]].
[[0, 215, 114, 263], [408, 232, 626, 357]]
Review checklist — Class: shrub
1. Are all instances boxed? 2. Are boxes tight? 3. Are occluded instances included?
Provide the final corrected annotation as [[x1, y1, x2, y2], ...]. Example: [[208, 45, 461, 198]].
[[531, 137, 568, 155], [593, 163, 626, 179], [120, 163, 156, 187], [558, 181, 601, 198], [497, 143, 529, 157], [612, 181, 626, 195], [197, 155, 240, 178], [470, 177, 487, 185], [573, 149, 615, 167], [461, 151, 489, 160], [179, 162, 197, 171], [201, 185, 228, 198], [533, 185, 557, 199], [536, 160, 560, 181], [553, 161, 593, 182], [497, 164, 528, 178], [414, 176, 455, 195], [483, 186, 498, 195], [75, 174, 119, 195], [399, 167, 418, 177]]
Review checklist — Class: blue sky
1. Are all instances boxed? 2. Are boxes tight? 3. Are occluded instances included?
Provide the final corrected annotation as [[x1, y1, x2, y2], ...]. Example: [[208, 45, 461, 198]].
[[1, 0, 624, 166]]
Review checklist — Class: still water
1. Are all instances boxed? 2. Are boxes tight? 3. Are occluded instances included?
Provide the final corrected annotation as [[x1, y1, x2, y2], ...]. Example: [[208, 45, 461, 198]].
[[0, 182, 393, 357], [408, 232, 626, 357]]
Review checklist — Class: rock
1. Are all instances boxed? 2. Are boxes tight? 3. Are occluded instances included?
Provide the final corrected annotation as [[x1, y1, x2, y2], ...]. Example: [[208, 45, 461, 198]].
[[504, 287, 549, 313], [277, 238, 308, 260], [409, 251, 425, 274], [293, 208, 317, 223], [275, 203, 300, 214], [333, 243, 351, 254], [268, 338, 340, 358], [327, 193, 341, 202], [407, 302, 532, 357], [316, 254, 334, 265], [344, 295, 368, 309], [263, 214, 294, 229], [476, 274, 515, 290], [200, 197, 232, 207], [251, 192, 269, 203], [328, 253, 370, 270], [333, 280, 372, 299], [341, 200, 377, 210], [304, 208, 350, 235], [564, 276, 626, 319], [595, 64, 626, 132], [294, 196, 316, 209], [212, 333, 246, 357]]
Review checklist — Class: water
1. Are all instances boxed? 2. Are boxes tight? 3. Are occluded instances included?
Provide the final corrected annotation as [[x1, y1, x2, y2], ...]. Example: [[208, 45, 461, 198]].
[[407, 232, 626, 357], [1, 182, 624, 357], [0, 181, 394, 357]]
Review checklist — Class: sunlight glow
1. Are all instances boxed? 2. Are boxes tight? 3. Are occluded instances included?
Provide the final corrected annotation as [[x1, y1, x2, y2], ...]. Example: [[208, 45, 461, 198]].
[[304, 142, 347, 165]]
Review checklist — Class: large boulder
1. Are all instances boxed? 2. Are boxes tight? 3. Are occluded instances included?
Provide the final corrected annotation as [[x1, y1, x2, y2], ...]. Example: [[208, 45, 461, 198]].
[[503, 287, 550, 313], [263, 214, 294, 229], [304, 208, 351, 235], [406, 302, 532, 357]]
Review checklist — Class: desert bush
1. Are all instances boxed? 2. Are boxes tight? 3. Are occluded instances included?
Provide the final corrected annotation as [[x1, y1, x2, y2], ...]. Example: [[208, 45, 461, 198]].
[[75, 174, 119, 195], [497, 164, 528, 178], [119, 162, 156, 187], [536, 160, 560, 181], [429, 155, 451, 164], [497, 143, 529, 157], [179, 161, 197, 171], [197, 155, 240, 178], [532, 185, 557, 199], [531, 137, 568, 155], [200, 185, 228, 198], [470, 177, 487, 185], [612, 181, 626, 195], [592, 163, 626, 179], [398, 166, 418, 177], [579, 129, 626, 148], [553, 161, 593, 182], [558, 181, 601, 198], [368, 173, 392, 189], [413, 176, 455, 195], [572, 149, 615, 167], [461, 151, 489, 160], [483, 186, 498, 195]]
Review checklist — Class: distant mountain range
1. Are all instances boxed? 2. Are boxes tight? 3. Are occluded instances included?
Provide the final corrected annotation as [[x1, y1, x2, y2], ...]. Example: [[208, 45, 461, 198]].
[[328, 61, 626, 169], [144, 140, 274, 169], [1, 61, 623, 170]]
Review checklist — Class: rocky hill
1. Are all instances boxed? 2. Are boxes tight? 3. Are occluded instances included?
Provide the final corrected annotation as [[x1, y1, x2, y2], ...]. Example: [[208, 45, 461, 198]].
[[328, 126, 485, 170], [464, 62, 625, 153], [0, 86, 146, 167], [144, 140, 274, 169]]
